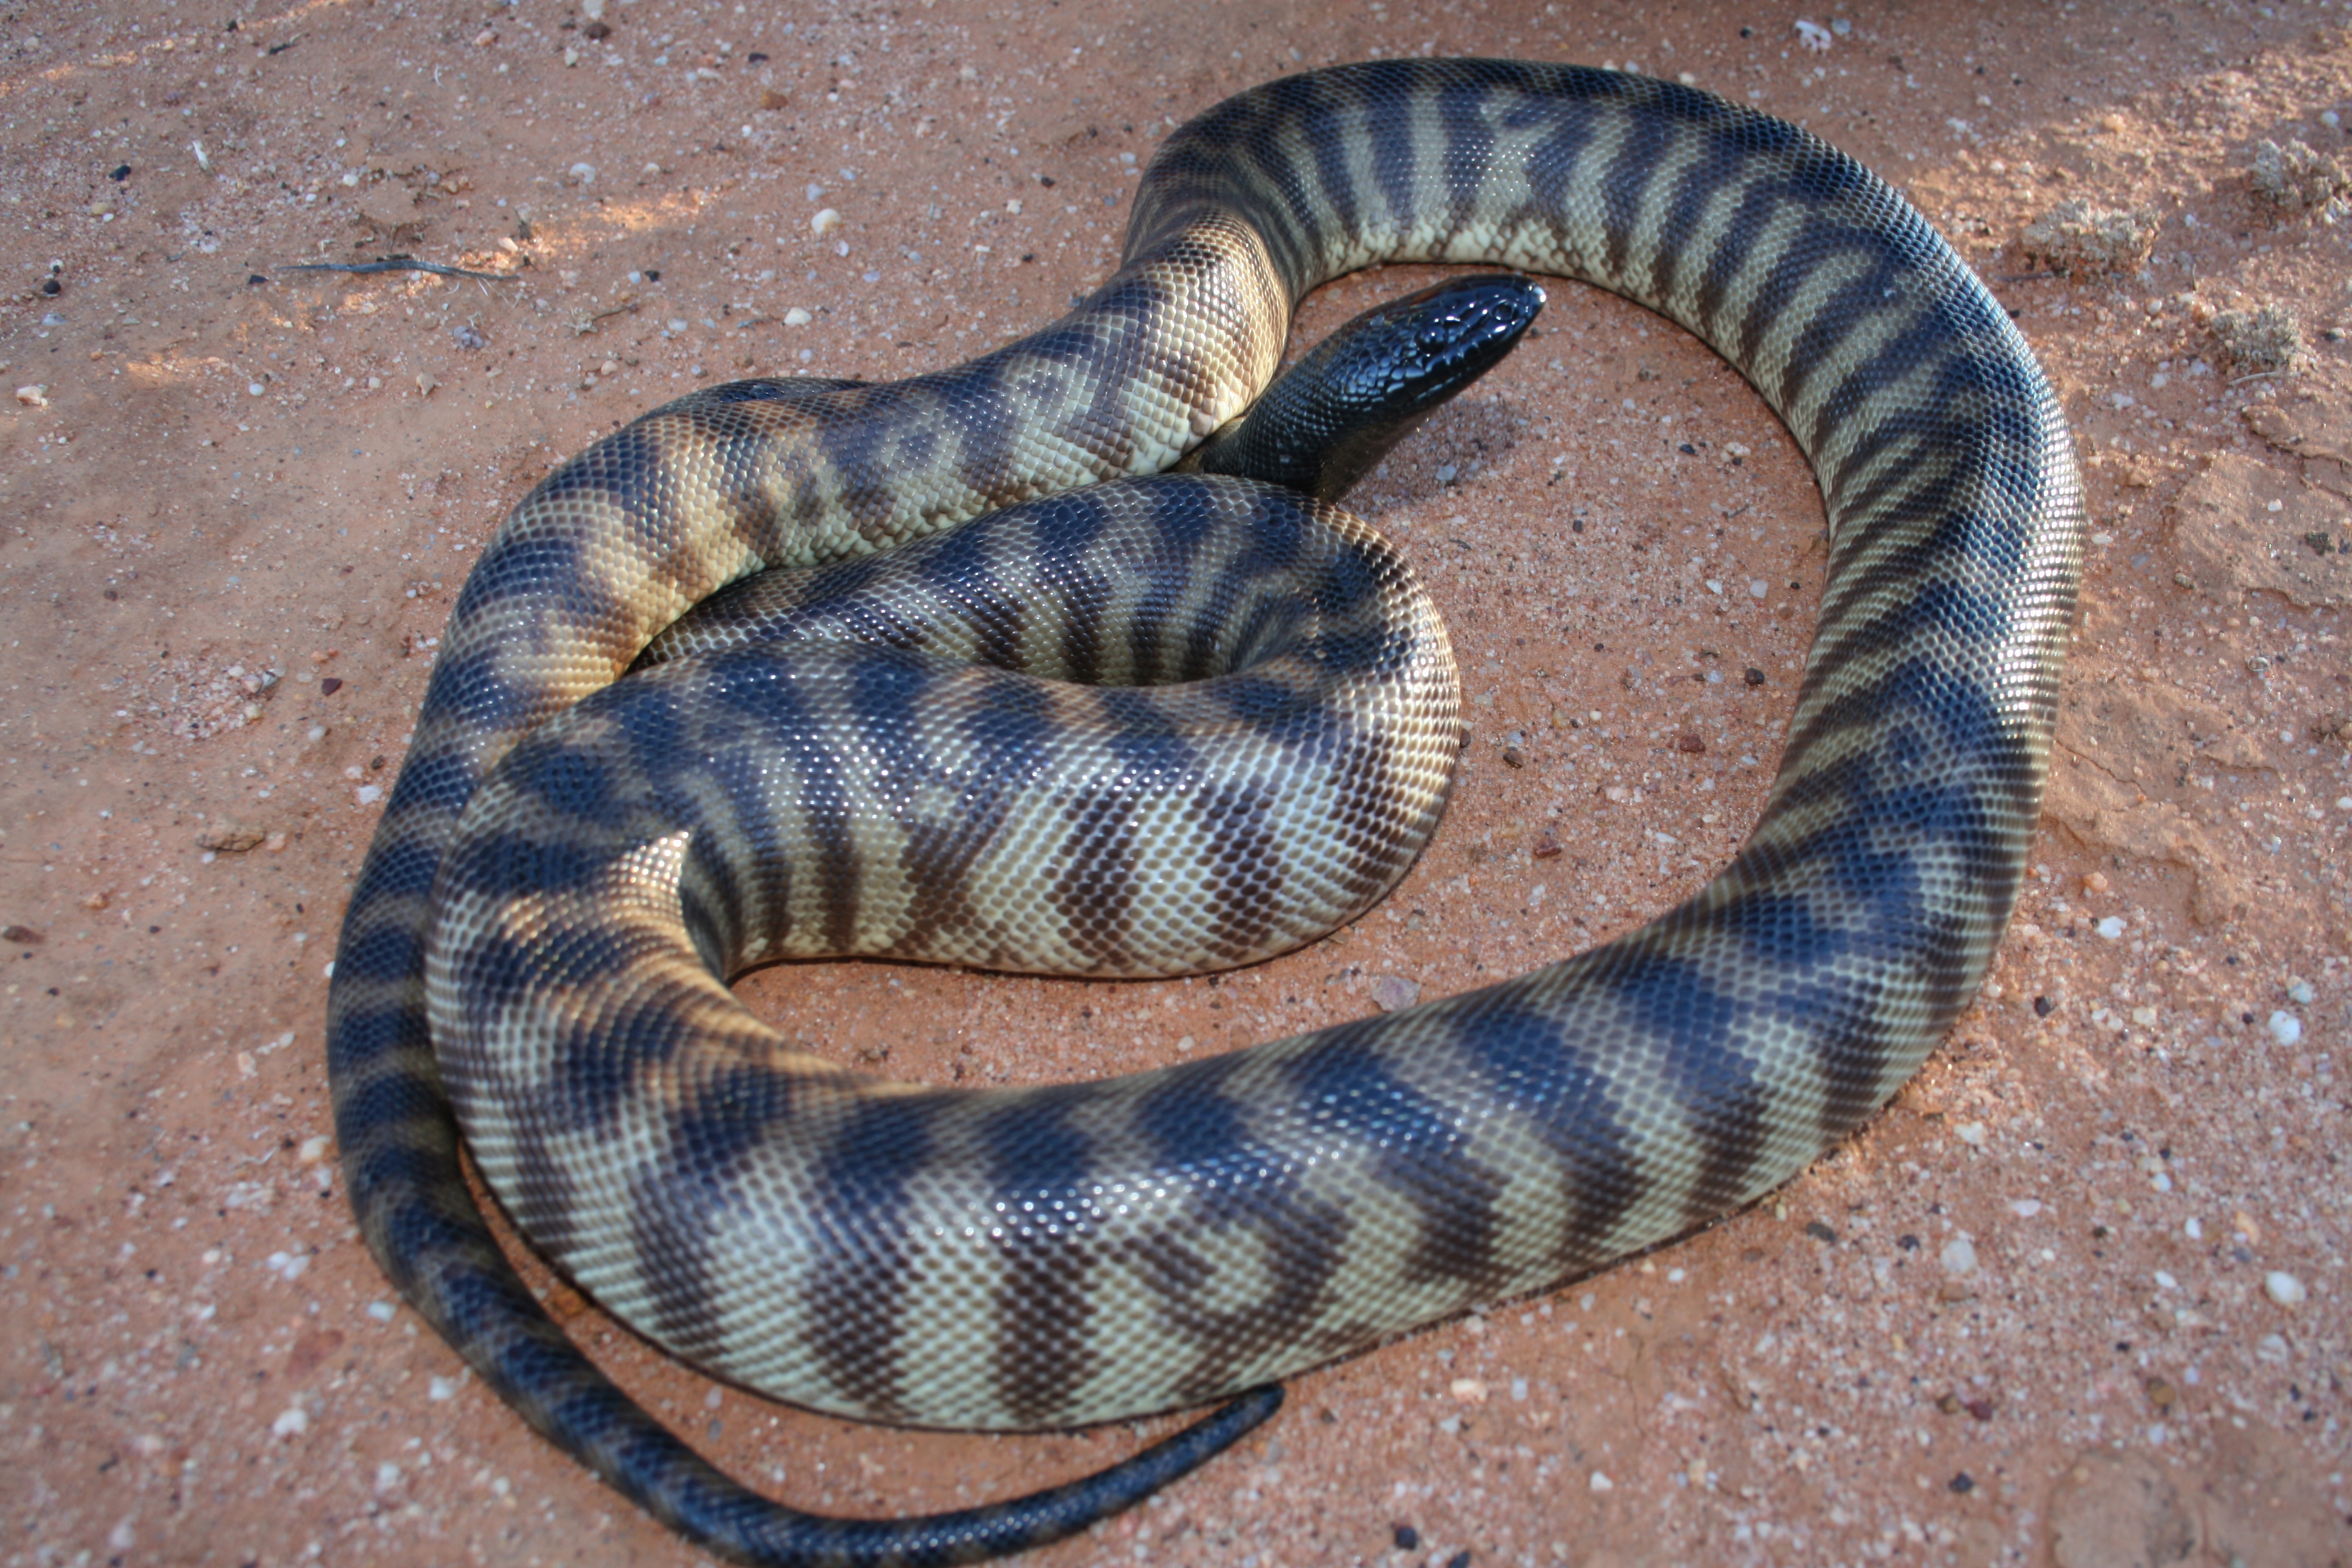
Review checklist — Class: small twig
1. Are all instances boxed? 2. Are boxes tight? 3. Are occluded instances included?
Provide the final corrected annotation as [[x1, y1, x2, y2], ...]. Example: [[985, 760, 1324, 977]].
[[572, 294, 642, 335], [277, 255, 518, 282], [2227, 368, 2287, 386]]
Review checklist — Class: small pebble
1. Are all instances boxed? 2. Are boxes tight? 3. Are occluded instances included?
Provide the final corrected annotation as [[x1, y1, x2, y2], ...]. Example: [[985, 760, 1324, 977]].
[[2264, 1270, 2306, 1307], [1371, 975, 1420, 1011], [1939, 1236, 1978, 1276], [811, 207, 843, 235], [2095, 915, 2126, 940], [270, 1406, 309, 1438], [2009, 1199, 2042, 1218], [366, 1301, 397, 1323], [2285, 979, 2315, 1005], [1393, 1526, 1420, 1551], [784, 307, 814, 326], [1954, 1120, 1988, 1146], [1589, 1470, 1614, 1492], [2267, 1011, 2302, 1046]]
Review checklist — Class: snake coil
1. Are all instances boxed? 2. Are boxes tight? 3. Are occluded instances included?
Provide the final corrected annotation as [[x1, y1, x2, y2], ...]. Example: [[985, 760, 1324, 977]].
[[327, 59, 2082, 1567]]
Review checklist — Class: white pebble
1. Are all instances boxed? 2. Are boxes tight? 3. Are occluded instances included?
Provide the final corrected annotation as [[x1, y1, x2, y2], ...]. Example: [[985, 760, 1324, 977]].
[[1939, 1236, 1978, 1276], [1371, 975, 1421, 1011], [2154, 1270, 2178, 1290], [271, 1406, 309, 1438], [2286, 980, 2315, 1005], [811, 207, 843, 236], [2264, 1270, 2306, 1307], [355, 783, 383, 806], [2095, 915, 2126, 941], [1954, 1121, 1987, 1147], [247, 382, 266, 397], [428, 1375, 458, 1401], [2008, 1199, 2042, 1218], [1589, 1470, 1615, 1492], [567, 162, 596, 185], [1748, 578, 1768, 598], [366, 1300, 397, 1323], [783, 307, 814, 327], [374, 1461, 403, 1495], [2268, 1011, 2302, 1046]]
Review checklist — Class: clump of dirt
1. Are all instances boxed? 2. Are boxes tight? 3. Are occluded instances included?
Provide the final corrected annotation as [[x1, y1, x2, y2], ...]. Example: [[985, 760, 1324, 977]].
[[2250, 137, 2350, 217], [2210, 302, 2305, 373], [2019, 197, 2161, 276]]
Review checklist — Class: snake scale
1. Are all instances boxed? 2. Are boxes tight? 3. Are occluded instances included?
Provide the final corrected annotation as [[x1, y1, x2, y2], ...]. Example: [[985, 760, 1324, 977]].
[[326, 59, 2083, 1566]]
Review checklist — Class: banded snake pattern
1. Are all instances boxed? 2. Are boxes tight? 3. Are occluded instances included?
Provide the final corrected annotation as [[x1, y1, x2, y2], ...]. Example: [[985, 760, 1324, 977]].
[[325, 57, 2084, 1566]]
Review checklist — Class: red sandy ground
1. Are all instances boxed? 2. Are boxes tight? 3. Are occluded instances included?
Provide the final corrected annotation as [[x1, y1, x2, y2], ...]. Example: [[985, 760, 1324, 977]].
[[2, 2, 2348, 1566]]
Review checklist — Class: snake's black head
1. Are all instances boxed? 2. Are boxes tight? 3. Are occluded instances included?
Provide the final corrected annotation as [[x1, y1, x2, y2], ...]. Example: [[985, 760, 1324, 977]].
[[1191, 273, 1546, 502]]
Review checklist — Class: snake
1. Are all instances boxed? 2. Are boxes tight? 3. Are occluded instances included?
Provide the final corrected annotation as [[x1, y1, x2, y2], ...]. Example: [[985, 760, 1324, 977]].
[[325, 58, 2083, 1567]]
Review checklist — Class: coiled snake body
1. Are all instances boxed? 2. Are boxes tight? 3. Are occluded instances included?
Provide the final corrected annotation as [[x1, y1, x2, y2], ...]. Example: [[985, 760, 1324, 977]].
[[327, 59, 2082, 1566]]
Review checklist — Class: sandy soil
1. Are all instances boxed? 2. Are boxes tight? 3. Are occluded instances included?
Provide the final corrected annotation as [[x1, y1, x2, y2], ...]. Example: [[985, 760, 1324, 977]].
[[2, 1, 2349, 1564]]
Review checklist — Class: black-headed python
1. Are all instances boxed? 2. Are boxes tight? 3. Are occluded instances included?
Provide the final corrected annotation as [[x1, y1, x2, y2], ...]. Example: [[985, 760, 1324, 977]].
[[326, 59, 2082, 1566]]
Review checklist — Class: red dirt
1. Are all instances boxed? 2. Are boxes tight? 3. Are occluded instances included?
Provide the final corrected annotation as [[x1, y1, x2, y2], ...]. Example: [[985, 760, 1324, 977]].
[[2, 4, 2348, 1566]]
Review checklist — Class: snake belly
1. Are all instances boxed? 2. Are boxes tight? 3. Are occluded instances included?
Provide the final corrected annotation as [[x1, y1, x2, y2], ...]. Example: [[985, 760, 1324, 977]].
[[327, 57, 2083, 1563]]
